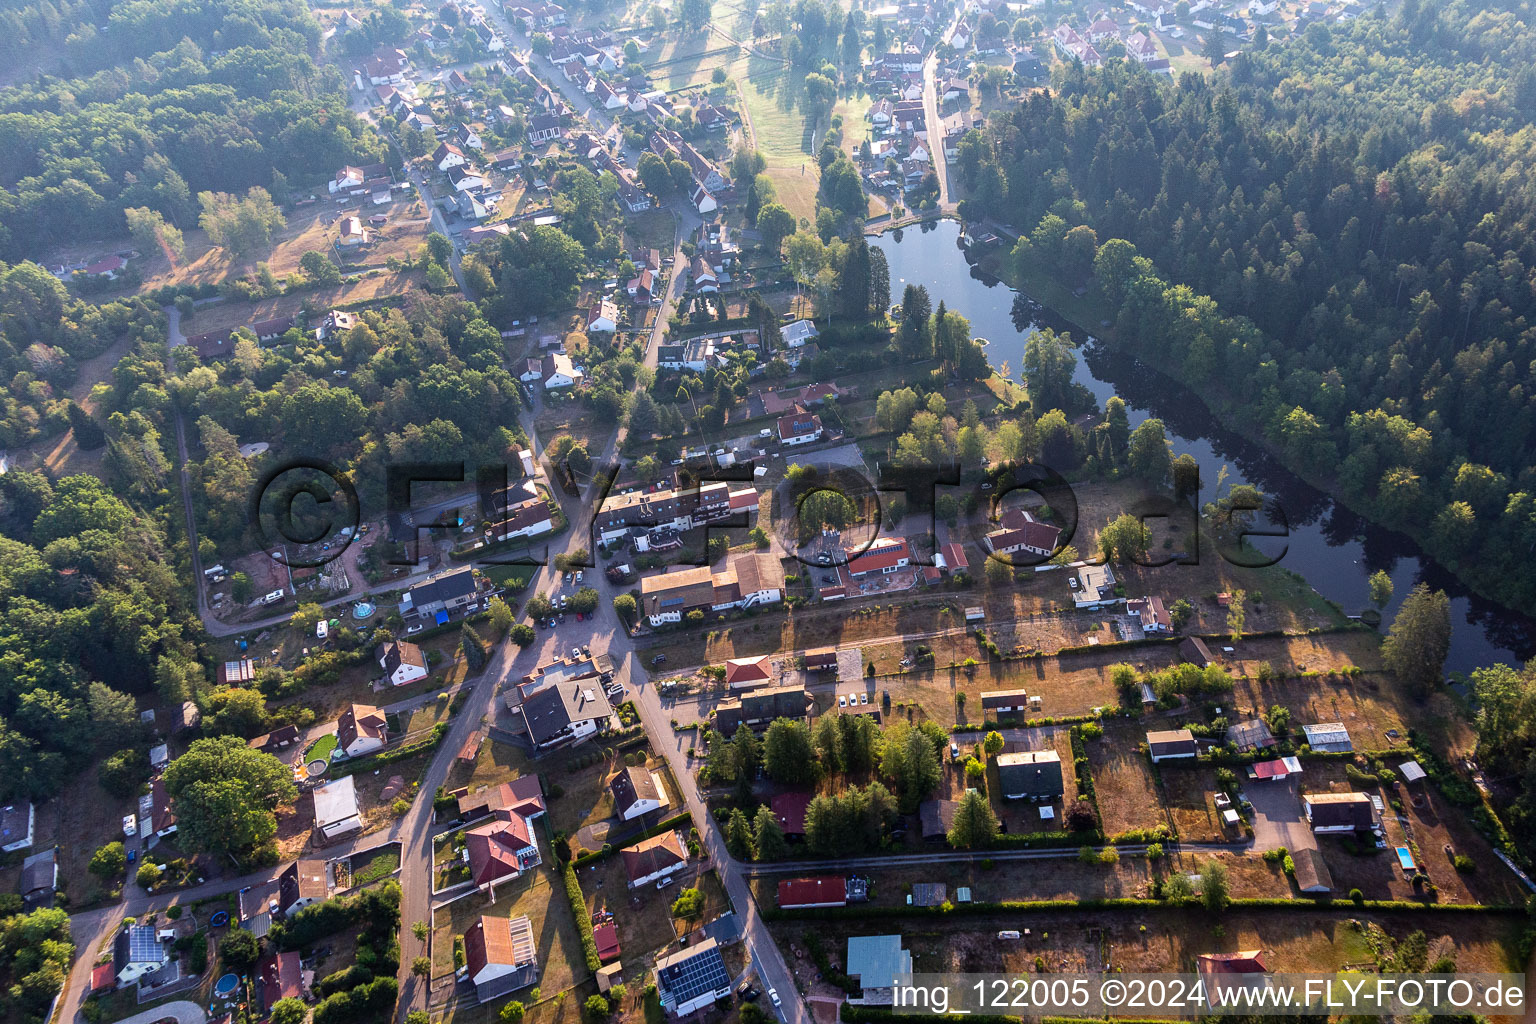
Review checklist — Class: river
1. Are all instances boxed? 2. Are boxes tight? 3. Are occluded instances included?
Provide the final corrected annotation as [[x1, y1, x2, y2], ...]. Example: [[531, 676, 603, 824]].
[[872, 218, 1535, 677]]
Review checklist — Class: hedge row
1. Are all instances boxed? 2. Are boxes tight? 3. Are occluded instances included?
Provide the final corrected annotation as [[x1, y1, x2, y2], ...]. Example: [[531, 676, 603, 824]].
[[562, 859, 602, 972], [572, 812, 693, 867], [328, 722, 449, 778], [951, 712, 1100, 734], [762, 894, 1516, 922]]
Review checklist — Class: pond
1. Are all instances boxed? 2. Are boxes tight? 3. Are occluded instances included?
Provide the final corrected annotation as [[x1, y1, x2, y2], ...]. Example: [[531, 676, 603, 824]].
[[871, 218, 1535, 677]]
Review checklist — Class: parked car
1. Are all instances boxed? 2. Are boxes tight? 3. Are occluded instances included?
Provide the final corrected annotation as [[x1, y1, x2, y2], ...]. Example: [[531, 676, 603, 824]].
[[575, 570, 583, 583], [838, 695, 847, 707], [651, 654, 667, 665], [571, 646, 582, 660], [406, 623, 424, 635]]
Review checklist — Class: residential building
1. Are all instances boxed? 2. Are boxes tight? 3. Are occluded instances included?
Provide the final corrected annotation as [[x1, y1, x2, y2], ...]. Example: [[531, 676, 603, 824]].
[[378, 640, 429, 686], [1147, 728, 1197, 762], [980, 688, 1030, 716], [776, 408, 823, 445], [724, 656, 772, 690], [781, 319, 818, 348], [983, 508, 1062, 560], [528, 112, 565, 144], [627, 269, 655, 303], [846, 935, 913, 1005], [278, 860, 328, 917], [1180, 635, 1215, 667], [434, 142, 468, 170], [113, 925, 171, 986], [457, 776, 547, 824], [313, 776, 363, 841], [1302, 723, 1353, 753], [466, 914, 539, 1003], [538, 351, 584, 389], [918, 798, 959, 841], [587, 299, 619, 333], [1126, 596, 1171, 632], [996, 750, 1064, 800], [0, 801, 34, 852], [399, 566, 479, 622], [594, 481, 759, 542], [622, 831, 688, 887], [315, 309, 359, 342], [771, 791, 810, 836], [257, 950, 305, 1014], [248, 725, 300, 755], [1226, 718, 1275, 753], [777, 876, 846, 909], [714, 686, 810, 734], [520, 681, 616, 749], [465, 810, 541, 894], [447, 165, 487, 192], [803, 647, 838, 672], [20, 847, 57, 904], [1304, 793, 1377, 833], [148, 777, 177, 838], [337, 215, 370, 246], [336, 703, 388, 758], [639, 551, 785, 625], [610, 765, 670, 820], [847, 537, 911, 577], [940, 542, 969, 575], [655, 938, 731, 1015], [1125, 31, 1159, 61], [1250, 755, 1303, 781], [1071, 563, 1120, 608], [490, 495, 555, 543]]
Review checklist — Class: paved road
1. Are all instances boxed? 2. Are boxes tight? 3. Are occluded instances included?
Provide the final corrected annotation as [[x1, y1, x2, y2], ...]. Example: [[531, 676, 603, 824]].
[[109, 1000, 207, 1024]]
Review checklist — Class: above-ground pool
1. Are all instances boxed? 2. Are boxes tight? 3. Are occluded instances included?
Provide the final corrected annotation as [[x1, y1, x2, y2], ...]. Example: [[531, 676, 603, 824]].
[[214, 973, 239, 997], [352, 601, 375, 620]]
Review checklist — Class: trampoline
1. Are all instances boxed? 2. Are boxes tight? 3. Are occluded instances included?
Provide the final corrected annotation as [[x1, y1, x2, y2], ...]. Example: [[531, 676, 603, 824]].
[[208, 910, 229, 928]]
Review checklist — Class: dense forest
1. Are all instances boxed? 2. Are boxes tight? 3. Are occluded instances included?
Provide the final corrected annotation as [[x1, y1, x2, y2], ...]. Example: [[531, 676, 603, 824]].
[[0, 0, 387, 259], [0, 265, 201, 802], [952, 0, 1536, 611]]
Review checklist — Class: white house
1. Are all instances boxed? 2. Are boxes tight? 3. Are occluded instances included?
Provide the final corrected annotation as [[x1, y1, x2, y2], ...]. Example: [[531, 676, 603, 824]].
[[690, 183, 717, 214], [655, 939, 732, 1016], [434, 142, 468, 171], [781, 319, 819, 348], [622, 831, 688, 887], [465, 914, 539, 1003], [610, 766, 670, 820], [312, 776, 363, 840], [1147, 729, 1198, 762], [776, 409, 823, 446], [113, 925, 171, 987], [492, 496, 555, 543], [378, 640, 429, 686], [336, 703, 388, 758], [447, 165, 487, 191], [539, 351, 583, 389], [587, 299, 619, 334]]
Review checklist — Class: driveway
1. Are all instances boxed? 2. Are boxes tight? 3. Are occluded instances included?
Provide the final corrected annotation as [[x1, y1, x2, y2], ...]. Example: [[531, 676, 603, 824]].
[[1243, 777, 1317, 854], [109, 1000, 206, 1024]]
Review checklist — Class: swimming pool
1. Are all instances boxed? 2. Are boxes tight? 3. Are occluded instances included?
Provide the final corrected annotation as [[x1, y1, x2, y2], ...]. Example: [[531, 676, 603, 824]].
[[1395, 847, 1416, 872], [213, 973, 239, 997]]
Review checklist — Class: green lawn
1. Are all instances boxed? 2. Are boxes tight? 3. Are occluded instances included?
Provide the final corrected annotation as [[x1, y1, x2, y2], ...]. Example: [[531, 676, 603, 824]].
[[306, 733, 338, 762]]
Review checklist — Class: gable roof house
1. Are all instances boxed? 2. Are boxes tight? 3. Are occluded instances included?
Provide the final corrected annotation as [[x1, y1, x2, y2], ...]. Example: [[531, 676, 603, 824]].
[[1302, 722, 1353, 753], [777, 876, 846, 909], [1196, 951, 1268, 1007], [539, 351, 585, 389], [336, 703, 388, 759], [528, 112, 565, 144], [655, 938, 731, 1016], [996, 750, 1064, 801], [776, 408, 823, 446], [465, 914, 539, 1003], [337, 215, 370, 246], [984, 508, 1062, 560], [113, 924, 171, 986], [1226, 718, 1275, 753], [1304, 792, 1378, 833], [20, 847, 57, 904], [622, 831, 688, 887], [257, 950, 306, 1014], [611, 765, 670, 820], [1, 801, 35, 853], [378, 640, 429, 686], [457, 776, 546, 825], [399, 566, 479, 621], [980, 688, 1030, 715], [1127, 596, 1171, 632], [278, 860, 328, 917], [1147, 728, 1198, 762], [434, 142, 468, 171], [714, 685, 811, 734], [587, 299, 619, 333], [846, 935, 913, 1005]]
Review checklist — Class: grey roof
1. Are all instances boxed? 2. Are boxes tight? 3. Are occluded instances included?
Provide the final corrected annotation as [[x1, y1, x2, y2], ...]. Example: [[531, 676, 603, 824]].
[[610, 766, 661, 812], [656, 937, 730, 1006], [312, 775, 360, 828], [846, 935, 912, 991], [115, 924, 167, 969], [0, 801, 32, 848], [20, 848, 56, 897], [402, 567, 477, 611], [1302, 722, 1352, 751], [1226, 718, 1275, 751], [521, 681, 614, 744], [1290, 846, 1333, 892], [996, 750, 1064, 797]]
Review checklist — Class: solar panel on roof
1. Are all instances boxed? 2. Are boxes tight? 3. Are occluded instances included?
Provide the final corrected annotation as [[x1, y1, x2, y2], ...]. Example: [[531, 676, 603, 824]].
[[126, 926, 165, 963], [659, 945, 729, 1004]]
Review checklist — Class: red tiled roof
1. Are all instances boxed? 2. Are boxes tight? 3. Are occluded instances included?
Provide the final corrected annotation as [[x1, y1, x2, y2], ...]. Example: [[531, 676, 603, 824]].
[[770, 791, 811, 835], [593, 921, 621, 961], [846, 537, 910, 576], [777, 876, 845, 908]]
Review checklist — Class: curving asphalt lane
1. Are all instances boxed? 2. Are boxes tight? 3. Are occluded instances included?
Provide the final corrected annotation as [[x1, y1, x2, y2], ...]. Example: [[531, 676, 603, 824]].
[[106, 1000, 207, 1024]]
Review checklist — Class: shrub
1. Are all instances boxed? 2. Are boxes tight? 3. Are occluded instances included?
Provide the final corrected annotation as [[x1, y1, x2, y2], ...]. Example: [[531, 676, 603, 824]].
[[1349, 888, 1364, 904], [1144, 843, 1164, 860], [1453, 854, 1476, 873], [562, 861, 602, 971], [585, 995, 611, 1021]]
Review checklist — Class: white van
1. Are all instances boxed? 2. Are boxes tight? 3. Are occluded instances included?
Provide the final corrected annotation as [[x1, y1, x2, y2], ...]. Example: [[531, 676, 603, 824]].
[[203, 564, 225, 578]]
